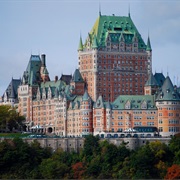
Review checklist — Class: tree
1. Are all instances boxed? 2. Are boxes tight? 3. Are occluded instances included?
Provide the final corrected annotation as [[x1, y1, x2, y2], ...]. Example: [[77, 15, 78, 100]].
[[39, 158, 69, 179], [0, 105, 25, 131], [81, 135, 100, 162], [169, 134, 180, 164], [165, 164, 180, 180], [72, 162, 86, 179]]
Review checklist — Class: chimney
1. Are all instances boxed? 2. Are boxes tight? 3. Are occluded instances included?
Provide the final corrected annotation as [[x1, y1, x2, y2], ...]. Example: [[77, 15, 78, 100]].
[[55, 76, 58, 82], [41, 54, 46, 67]]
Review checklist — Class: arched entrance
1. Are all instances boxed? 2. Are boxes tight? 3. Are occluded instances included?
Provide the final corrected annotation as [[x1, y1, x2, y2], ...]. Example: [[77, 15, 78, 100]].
[[47, 127, 53, 133]]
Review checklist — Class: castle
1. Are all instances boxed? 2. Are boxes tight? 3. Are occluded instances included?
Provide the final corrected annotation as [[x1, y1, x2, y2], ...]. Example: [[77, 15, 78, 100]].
[[1, 13, 180, 137]]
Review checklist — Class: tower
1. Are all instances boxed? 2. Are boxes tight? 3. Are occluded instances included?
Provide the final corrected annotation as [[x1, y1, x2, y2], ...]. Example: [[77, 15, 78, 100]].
[[144, 73, 159, 95], [78, 13, 150, 102], [156, 76, 180, 136]]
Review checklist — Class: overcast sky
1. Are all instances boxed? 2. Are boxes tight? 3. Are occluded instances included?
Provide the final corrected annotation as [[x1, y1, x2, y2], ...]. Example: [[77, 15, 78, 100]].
[[0, 0, 180, 96]]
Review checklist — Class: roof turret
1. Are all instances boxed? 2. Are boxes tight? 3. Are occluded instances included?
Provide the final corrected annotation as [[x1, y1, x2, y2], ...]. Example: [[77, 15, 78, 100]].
[[146, 35, 152, 51], [145, 73, 158, 87], [156, 76, 180, 101], [78, 35, 83, 51], [72, 69, 84, 82], [154, 73, 165, 87]]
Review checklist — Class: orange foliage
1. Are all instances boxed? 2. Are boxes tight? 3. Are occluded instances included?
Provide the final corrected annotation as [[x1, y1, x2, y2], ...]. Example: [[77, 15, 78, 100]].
[[72, 162, 86, 179], [165, 164, 180, 180]]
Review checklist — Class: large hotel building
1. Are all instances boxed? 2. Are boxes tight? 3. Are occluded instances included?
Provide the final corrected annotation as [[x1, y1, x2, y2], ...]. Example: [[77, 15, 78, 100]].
[[1, 13, 180, 137]]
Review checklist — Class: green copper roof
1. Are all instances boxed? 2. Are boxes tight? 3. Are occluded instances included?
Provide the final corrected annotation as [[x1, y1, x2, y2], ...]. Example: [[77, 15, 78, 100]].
[[105, 101, 112, 109], [84, 15, 146, 49], [92, 34, 98, 48], [72, 69, 84, 82], [156, 76, 180, 101], [112, 95, 156, 110], [145, 73, 158, 87], [78, 35, 83, 51], [82, 90, 91, 101], [24, 55, 41, 86], [154, 73, 165, 87], [146, 36, 152, 51], [94, 95, 104, 108], [4, 78, 21, 99]]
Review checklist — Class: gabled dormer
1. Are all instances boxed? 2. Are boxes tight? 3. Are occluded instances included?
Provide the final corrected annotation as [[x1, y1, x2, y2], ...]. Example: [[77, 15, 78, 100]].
[[92, 34, 98, 49], [94, 95, 104, 109], [125, 100, 131, 109], [42, 87, 46, 100], [119, 33, 125, 51], [132, 32, 138, 52], [141, 100, 147, 109], [36, 87, 41, 100], [47, 86, 52, 99]]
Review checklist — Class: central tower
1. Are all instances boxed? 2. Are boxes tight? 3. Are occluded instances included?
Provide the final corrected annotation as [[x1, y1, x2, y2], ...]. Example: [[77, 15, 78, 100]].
[[78, 13, 152, 102]]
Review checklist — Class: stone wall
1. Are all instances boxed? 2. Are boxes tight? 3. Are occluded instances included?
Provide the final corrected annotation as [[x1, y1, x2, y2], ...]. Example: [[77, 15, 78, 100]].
[[0, 137, 171, 151]]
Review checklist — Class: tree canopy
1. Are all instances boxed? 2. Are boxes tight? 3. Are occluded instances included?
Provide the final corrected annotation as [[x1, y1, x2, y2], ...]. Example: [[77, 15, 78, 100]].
[[0, 134, 179, 179]]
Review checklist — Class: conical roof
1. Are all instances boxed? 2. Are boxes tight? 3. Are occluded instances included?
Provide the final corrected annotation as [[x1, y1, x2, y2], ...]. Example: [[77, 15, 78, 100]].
[[78, 35, 83, 51], [145, 73, 158, 87], [156, 76, 180, 101], [146, 36, 152, 51], [72, 69, 84, 82]]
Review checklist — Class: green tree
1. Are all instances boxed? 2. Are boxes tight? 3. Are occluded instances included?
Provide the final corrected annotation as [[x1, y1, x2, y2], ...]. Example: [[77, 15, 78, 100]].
[[0, 105, 25, 131], [169, 133, 180, 165], [81, 135, 100, 162], [39, 158, 69, 179]]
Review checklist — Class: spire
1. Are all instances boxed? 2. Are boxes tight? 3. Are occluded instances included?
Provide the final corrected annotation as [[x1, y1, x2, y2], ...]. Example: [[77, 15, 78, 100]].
[[146, 35, 152, 51], [92, 34, 98, 49], [99, 2, 101, 16], [128, 4, 131, 18], [78, 34, 83, 51]]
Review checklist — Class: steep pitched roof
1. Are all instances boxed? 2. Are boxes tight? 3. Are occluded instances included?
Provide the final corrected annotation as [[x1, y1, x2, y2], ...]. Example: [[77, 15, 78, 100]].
[[156, 76, 180, 101], [146, 36, 152, 51], [78, 35, 83, 51], [82, 90, 91, 101], [94, 95, 104, 108], [145, 73, 159, 87], [23, 55, 41, 85], [71, 69, 84, 82], [2, 78, 21, 99], [112, 95, 156, 110], [60, 74, 72, 85], [154, 73, 165, 87], [84, 14, 146, 49]]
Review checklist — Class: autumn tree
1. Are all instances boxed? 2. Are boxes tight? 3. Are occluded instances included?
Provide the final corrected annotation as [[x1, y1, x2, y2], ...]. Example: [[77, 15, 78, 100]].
[[165, 164, 180, 180]]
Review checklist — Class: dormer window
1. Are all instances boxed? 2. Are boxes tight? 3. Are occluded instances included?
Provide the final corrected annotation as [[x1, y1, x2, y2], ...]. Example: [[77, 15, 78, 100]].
[[141, 101, 147, 109], [125, 101, 131, 109]]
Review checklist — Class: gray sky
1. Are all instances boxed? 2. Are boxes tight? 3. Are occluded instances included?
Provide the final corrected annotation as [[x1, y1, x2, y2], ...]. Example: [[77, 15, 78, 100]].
[[0, 0, 180, 96]]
